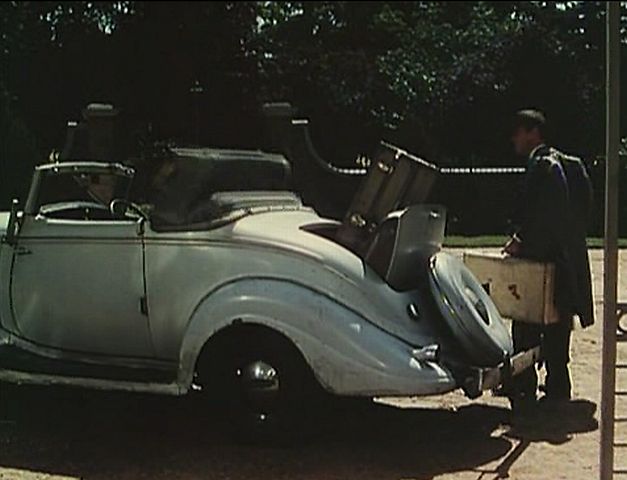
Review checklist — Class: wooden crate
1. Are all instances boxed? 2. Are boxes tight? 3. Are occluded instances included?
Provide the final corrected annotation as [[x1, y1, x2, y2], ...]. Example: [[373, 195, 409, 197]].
[[463, 252, 560, 325]]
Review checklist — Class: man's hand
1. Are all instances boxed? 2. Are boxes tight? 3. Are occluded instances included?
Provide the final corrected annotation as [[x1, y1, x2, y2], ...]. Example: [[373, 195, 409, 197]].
[[502, 236, 522, 256]]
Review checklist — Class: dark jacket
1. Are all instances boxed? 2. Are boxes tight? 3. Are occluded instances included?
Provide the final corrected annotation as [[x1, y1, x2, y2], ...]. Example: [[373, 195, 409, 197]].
[[512, 145, 594, 328]]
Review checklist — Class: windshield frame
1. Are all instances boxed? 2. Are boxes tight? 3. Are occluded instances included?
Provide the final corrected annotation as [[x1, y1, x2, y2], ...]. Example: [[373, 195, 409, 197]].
[[25, 162, 135, 216]]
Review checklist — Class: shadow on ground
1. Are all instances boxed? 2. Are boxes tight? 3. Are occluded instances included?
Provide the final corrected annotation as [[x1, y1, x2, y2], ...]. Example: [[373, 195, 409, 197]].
[[0, 385, 598, 480], [470, 399, 598, 480]]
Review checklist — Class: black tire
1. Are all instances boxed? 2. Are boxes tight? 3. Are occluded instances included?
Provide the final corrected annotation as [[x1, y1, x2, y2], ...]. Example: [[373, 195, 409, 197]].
[[200, 327, 327, 445]]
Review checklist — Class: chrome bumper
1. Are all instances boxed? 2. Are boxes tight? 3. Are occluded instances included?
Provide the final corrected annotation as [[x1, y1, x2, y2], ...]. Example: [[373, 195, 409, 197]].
[[460, 346, 542, 399]]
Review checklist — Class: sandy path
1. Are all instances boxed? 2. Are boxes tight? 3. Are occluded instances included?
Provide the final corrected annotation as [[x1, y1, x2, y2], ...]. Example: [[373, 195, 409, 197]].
[[0, 249, 625, 480]]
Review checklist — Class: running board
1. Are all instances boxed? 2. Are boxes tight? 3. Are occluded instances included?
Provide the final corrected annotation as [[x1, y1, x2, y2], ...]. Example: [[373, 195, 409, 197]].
[[0, 368, 184, 396]]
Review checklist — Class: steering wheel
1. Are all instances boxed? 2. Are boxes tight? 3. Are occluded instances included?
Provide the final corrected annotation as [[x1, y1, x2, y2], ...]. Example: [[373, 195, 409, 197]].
[[109, 199, 148, 220]]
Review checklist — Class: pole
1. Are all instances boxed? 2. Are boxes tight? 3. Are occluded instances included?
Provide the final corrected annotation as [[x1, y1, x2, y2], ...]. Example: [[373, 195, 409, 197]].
[[190, 80, 204, 146], [600, 2, 620, 479]]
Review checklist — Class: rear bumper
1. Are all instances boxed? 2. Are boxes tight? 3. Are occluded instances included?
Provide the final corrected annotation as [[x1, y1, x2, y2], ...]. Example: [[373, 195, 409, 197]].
[[458, 346, 542, 399]]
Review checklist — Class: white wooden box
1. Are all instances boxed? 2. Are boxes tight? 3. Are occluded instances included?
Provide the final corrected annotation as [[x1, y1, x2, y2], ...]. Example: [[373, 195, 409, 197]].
[[463, 252, 560, 325]]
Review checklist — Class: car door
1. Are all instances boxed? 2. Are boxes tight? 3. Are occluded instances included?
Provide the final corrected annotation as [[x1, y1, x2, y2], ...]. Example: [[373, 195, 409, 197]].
[[9, 214, 153, 357], [8, 165, 154, 358]]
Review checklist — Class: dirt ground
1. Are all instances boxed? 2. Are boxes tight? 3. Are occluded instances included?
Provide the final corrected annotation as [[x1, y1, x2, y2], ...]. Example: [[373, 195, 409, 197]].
[[0, 248, 625, 480]]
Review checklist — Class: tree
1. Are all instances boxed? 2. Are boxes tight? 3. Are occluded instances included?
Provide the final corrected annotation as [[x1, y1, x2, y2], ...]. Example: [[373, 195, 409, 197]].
[[249, 1, 618, 163]]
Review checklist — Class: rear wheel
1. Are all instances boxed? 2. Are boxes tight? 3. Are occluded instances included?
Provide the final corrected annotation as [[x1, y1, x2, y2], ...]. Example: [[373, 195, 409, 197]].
[[198, 327, 327, 444]]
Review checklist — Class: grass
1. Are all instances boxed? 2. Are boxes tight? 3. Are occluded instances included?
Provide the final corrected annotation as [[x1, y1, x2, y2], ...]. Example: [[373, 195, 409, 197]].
[[443, 235, 627, 248]]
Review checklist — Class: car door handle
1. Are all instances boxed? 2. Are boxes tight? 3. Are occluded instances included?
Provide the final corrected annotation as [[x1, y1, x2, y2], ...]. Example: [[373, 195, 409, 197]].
[[15, 246, 32, 255]]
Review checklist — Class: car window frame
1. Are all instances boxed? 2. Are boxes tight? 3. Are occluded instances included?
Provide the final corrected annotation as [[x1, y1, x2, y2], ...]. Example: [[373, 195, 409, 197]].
[[25, 162, 135, 222]]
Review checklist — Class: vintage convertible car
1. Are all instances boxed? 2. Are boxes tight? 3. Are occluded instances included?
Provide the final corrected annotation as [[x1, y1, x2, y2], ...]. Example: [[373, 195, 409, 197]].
[[0, 131, 538, 440]]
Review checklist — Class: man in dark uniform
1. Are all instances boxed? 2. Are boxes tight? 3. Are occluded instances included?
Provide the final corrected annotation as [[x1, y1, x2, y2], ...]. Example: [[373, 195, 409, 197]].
[[504, 109, 595, 412]]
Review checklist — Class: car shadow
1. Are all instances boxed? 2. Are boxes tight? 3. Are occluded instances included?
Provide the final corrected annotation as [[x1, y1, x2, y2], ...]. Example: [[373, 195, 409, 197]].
[[0, 385, 597, 480]]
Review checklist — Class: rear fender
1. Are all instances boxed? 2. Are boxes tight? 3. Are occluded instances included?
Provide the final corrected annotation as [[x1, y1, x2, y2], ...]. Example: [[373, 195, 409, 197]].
[[178, 278, 456, 396]]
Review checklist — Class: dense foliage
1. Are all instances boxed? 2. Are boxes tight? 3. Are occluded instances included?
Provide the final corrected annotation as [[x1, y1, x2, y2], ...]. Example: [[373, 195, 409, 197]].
[[0, 1, 625, 233]]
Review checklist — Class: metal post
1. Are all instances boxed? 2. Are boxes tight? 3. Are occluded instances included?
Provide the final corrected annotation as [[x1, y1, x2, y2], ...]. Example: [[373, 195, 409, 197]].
[[600, 2, 620, 479], [190, 80, 204, 146]]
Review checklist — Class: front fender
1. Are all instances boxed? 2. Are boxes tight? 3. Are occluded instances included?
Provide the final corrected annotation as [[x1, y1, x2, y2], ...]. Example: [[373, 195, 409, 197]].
[[178, 278, 456, 397]]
